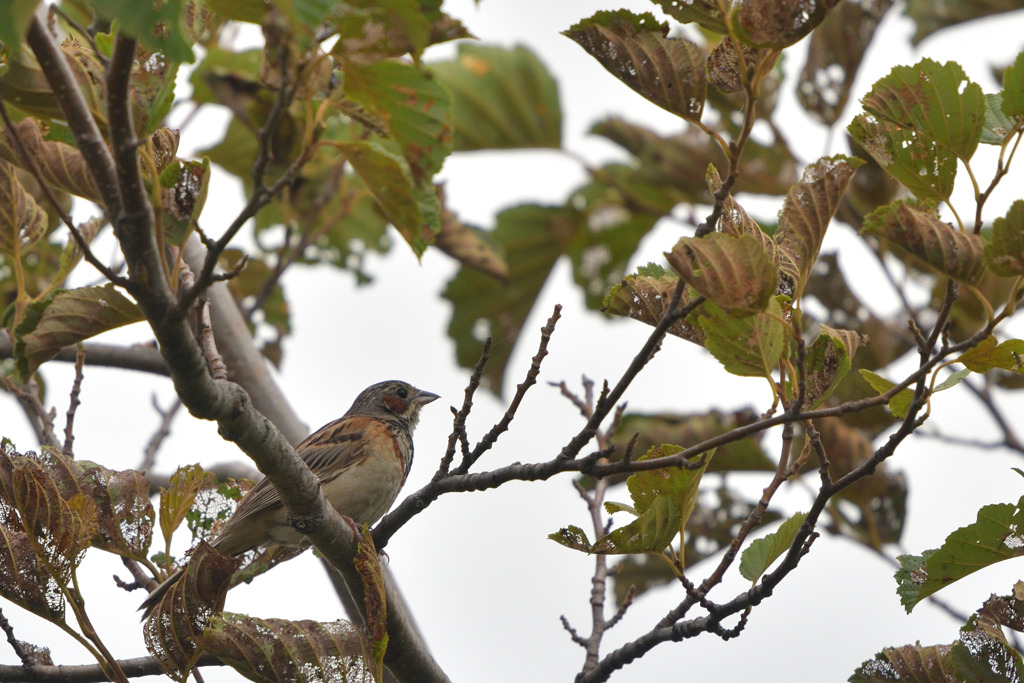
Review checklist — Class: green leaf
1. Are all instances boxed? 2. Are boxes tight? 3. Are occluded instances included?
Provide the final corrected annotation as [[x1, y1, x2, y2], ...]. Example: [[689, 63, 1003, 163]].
[[158, 464, 217, 546], [612, 411, 775, 472], [699, 297, 788, 379], [627, 445, 713, 526], [336, 140, 437, 257], [590, 444, 715, 556], [548, 525, 594, 553], [593, 495, 681, 554], [774, 155, 863, 296], [444, 205, 580, 394], [934, 367, 971, 393], [894, 494, 1024, 612], [860, 58, 985, 161], [666, 232, 778, 315], [981, 94, 1017, 146], [12, 285, 145, 380], [429, 44, 561, 150], [207, 0, 266, 23], [563, 11, 706, 122], [650, 0, 728, 34], [1000, 51, 1024, 121], [858, 369, 914, 419], [848, 113, 957, 203], [93, 0, 195, 63], [984, 200, 1024, 276], [342, 60, 454, 183], [958, 336, 1024, 374], [159, 158, 210, 246], [862, 201, 986, 285], [803, 326, 862, 408], [0, 0, 38, 57], [739, 512, 807, 583]]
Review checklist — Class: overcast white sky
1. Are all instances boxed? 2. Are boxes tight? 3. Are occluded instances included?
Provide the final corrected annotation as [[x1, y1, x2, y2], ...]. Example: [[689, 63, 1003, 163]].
[[4, 2, 1024, 681]]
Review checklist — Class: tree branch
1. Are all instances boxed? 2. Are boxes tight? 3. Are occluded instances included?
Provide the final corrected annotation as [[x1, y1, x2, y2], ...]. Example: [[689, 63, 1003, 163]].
[[0, 654, 224, 682], [27, 20, 446, 683], [0, 337, 168, 375]]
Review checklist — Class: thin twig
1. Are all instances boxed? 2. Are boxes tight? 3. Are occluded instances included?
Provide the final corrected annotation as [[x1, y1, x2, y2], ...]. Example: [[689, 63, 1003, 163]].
[[454, 305, 562, 474], [139, 396, 182, 473], [62, 346, 87, 456], [0, 607, 35, 666], [2, 377, 59, 449], [437, 338, 490, 478]]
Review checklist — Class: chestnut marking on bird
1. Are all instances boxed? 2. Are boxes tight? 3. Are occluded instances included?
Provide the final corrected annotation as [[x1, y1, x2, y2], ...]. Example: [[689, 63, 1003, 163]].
[[139, 379, 439, 618]]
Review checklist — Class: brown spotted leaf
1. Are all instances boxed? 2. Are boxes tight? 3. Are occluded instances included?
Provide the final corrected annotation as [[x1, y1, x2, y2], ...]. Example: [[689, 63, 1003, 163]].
[[802, 325, 864, 408], [0, 449, 97, 586], [706, 37, 759, 95], [666, 232, 778, 315], [160, 158, 210, 246], [774, 155, 862, 296], [564, 11, 706, 122], [197, 613, 371, 683], [863, 201, 986, 285], [77, 462, 154, 561], [144, 541, 241, 679], [12, 284, 145, 380], [851, 643, 953, 682], [602, 263, 704, 344], [355, 527, 387, 678], [734, 0, 835, 48], [0, 157, 47, 257], [706, 164, 778, 261], [0, 119, 101, 201], [0, 447, 68, 622]]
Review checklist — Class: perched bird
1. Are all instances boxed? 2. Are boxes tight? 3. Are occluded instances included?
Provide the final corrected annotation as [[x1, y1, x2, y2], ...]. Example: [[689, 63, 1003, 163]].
[[140, 380, 439, 617]]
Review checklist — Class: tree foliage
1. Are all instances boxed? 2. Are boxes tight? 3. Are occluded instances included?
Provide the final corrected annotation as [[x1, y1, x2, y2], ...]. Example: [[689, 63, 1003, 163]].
[[1, 1, 1024, 682]]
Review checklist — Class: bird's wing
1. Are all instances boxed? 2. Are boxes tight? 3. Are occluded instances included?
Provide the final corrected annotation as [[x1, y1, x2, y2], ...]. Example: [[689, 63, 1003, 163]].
[[222, 416, 371, 522]]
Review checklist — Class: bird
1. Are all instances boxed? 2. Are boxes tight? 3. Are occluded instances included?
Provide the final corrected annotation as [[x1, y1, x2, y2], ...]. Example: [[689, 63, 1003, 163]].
[[139, 379, 439, 618]]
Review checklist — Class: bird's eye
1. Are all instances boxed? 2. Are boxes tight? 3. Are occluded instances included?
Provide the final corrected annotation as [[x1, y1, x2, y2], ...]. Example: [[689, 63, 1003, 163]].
[[395, 387, 409, 399]]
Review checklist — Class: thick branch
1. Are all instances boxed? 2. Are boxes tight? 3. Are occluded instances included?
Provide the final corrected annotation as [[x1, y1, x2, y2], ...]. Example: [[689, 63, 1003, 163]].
[[0, 337, 168, 376], [27, 20, 445, 683], [0, 654, 224, 682]]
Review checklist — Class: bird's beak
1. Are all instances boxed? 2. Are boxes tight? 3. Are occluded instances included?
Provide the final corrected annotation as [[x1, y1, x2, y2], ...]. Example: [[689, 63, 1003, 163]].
[[415, 390, 440, 406]]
